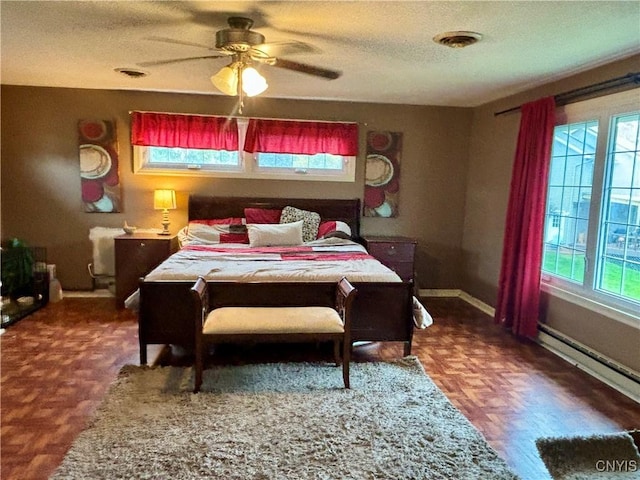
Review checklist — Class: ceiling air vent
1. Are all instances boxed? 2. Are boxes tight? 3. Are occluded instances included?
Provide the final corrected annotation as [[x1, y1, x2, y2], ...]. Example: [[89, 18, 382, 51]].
[[433, 31, 482, 48]]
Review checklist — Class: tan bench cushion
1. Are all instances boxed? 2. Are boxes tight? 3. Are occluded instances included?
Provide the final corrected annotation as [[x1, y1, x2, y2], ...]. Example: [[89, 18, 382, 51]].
[[203, 306, 344, 335]]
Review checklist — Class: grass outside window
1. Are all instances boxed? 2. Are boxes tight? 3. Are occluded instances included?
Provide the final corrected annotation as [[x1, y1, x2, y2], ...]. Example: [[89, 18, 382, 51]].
[[543, 247, 640, 302]]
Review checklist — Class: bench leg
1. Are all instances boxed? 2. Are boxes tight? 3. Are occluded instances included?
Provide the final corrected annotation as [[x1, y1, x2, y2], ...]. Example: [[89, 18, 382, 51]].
[[194, 340, 203, 393], [333, 340, 340, 366], [139, 341, 147, 365], [342, 341, 351, 389]]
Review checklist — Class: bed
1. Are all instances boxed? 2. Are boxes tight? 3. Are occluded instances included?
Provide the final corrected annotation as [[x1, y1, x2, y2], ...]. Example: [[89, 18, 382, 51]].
[[137, 195, 430, 364]]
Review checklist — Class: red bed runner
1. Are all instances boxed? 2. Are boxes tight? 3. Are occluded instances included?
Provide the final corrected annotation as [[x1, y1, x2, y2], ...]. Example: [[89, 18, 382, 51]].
[[182, 244, 376, 261]]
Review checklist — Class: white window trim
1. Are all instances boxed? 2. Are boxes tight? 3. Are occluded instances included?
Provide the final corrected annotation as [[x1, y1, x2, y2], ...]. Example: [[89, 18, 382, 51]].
[[541, 88, 640, 322], [132, 117, 356, 182], [541, 282, 640, 329]]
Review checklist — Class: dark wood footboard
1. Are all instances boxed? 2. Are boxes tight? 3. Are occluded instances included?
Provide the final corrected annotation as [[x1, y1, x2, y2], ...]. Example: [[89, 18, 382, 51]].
[[138, 280, 414, 364]]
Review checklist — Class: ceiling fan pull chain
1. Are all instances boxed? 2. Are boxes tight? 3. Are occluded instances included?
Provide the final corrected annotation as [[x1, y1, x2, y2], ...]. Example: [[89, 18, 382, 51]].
[[238, 66, 245, 114]]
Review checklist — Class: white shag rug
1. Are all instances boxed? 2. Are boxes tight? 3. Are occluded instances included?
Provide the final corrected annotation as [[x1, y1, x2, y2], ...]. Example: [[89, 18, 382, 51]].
[[52, 357, 518, 480], [536, 432, 640, 480]]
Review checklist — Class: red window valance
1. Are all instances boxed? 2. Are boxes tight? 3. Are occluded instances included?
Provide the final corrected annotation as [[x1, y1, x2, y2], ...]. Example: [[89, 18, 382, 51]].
[[244, 119, 358, 156], [130, 112, 238, 150]]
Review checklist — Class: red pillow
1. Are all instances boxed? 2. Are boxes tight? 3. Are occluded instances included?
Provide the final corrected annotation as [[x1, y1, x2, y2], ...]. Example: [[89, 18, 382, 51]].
[[244, 208, 282, 224]]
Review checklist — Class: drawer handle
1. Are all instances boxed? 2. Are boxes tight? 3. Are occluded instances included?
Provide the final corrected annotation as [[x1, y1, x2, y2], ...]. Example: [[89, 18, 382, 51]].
[[139, 242, 146, 247]]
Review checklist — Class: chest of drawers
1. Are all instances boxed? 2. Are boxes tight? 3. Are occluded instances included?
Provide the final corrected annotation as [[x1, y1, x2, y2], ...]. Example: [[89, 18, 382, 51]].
[[362, 236, 417, 282], [115, 234, 178, 308]]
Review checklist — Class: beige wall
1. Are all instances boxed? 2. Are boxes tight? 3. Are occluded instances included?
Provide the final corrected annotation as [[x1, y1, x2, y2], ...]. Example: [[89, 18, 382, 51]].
[[463, 54, 640, 372], [1, 86, 471, 291]]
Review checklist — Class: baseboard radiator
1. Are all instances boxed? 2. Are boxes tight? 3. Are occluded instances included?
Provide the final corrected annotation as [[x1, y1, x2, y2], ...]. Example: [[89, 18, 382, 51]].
[[537, 323, 640, 401]]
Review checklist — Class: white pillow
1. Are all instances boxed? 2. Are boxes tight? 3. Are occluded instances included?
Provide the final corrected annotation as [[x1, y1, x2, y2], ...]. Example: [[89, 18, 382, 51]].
[[247, 220, 304, 247]]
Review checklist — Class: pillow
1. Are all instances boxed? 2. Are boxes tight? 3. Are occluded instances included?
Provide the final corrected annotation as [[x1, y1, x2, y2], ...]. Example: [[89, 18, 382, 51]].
[[244, 208, 282, 224], [279, 206, 321, 243], [247, 221, 304, 247], [317, 220, 352, 240], [184, 221, 248, 245], [189, 217, 245, 226]]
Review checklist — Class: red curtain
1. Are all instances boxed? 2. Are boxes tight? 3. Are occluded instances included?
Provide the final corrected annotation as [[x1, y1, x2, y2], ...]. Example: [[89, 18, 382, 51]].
[[130, 112, 238, 150], [494, 97, 556, 338], [244, 119, 358, 155]]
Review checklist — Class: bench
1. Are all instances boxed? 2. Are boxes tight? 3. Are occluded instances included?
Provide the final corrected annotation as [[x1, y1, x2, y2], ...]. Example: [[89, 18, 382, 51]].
[[190, 276, 357, 393]]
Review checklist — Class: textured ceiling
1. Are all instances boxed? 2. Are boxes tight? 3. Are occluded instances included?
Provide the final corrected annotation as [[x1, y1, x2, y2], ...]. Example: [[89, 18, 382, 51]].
[[1, 1, 639, 107]]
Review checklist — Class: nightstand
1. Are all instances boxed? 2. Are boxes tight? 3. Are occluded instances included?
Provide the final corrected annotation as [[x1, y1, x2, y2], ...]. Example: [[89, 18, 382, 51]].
[[362, 236, 417, 282], [115, 233, 179, 308]]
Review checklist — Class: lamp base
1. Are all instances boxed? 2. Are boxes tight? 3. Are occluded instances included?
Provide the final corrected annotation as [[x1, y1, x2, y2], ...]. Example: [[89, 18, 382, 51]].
[[159, 210, 171, 236]]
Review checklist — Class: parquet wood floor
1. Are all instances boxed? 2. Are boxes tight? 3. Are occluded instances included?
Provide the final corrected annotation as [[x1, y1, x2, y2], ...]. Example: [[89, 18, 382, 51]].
[[1, 296, 639, 479]]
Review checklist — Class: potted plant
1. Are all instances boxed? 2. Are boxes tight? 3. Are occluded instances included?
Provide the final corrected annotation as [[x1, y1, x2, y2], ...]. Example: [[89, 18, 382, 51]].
[[1, 238, 34, 299]]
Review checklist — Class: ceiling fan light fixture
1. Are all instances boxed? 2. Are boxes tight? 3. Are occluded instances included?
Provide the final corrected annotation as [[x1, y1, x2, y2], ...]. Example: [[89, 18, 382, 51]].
[[241, 67, 268, 97], [433, 31, 483, 48], [211, 65, 238, 96], [211, 62, 268, 97]]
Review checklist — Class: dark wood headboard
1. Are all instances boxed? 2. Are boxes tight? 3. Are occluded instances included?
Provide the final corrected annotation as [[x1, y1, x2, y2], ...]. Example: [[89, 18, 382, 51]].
[[188, 195, 361, 238]]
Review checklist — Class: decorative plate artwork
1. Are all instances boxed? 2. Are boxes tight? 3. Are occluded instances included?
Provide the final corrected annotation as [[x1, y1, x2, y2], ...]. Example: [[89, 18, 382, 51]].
[[363, 131, 403, 218], [368, 131, 393, 152], [78, 119, 121, 213], [78, 119, 109, 142], [80, 144, 112, 179], [365, 154, 394, 187]]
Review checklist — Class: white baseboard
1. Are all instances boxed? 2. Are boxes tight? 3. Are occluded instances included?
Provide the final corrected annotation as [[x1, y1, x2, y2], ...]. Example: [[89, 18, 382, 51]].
[[420, 288, 639, 402], [419, 288, 495, 316], [458, 291, 495, 317], [64, 289, 114, 298], [420, 288, 462, 298]]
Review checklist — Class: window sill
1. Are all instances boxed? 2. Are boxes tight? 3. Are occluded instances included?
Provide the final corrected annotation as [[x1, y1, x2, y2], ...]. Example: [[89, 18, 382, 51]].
[[541, 282, 640, 329]]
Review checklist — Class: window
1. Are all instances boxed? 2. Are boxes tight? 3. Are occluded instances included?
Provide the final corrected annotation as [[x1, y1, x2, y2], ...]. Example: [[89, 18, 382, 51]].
[[255, 152, 347, 175], [142, 147, 241, 172], [541, 89, 640, 319], [132, 113, 357, 182], [543, 120, 597, 284], [598, 112, 640, 301]]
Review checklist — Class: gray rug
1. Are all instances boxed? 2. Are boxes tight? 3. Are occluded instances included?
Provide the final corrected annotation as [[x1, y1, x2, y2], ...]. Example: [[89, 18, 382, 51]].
[[52, 357, 518, 479], [536, 432, 640, 480]]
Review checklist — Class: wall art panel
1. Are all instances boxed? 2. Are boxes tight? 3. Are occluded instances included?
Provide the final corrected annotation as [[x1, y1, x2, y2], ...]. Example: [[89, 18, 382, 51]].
[[363, 131, 402, 217], [78, 119, 121, 212]]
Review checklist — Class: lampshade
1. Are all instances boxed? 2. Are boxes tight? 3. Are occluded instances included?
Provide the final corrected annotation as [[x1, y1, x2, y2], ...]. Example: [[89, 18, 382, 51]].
[[211, 65, 238, 96], [153, 189, 176, 210], [241, 66, 268, 97], [210, 63, 268, 97]]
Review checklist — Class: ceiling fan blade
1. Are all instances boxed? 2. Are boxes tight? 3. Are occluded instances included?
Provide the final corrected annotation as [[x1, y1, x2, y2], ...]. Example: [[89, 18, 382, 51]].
[[143, 36, 217, 51], [137, 55, 229, 67], [250, 41, 319, 59], [269, 58, 341, 80]]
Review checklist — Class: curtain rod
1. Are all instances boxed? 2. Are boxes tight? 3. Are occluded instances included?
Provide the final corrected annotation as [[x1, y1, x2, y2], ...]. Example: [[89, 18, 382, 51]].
[[494, 72, 640, 117], [128, 110, 359, 125]]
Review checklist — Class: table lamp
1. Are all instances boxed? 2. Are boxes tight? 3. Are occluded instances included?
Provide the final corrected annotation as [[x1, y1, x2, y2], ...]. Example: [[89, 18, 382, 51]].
[[153, 189, 176, 235]]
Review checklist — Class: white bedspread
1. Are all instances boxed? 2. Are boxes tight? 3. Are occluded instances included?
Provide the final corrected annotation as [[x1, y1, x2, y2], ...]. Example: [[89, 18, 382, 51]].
[[144, 238, 401, 283]]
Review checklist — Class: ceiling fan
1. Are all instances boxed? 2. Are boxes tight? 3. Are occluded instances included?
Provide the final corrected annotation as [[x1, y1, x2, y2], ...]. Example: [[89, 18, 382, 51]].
[[138, 16, 342, 111]]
